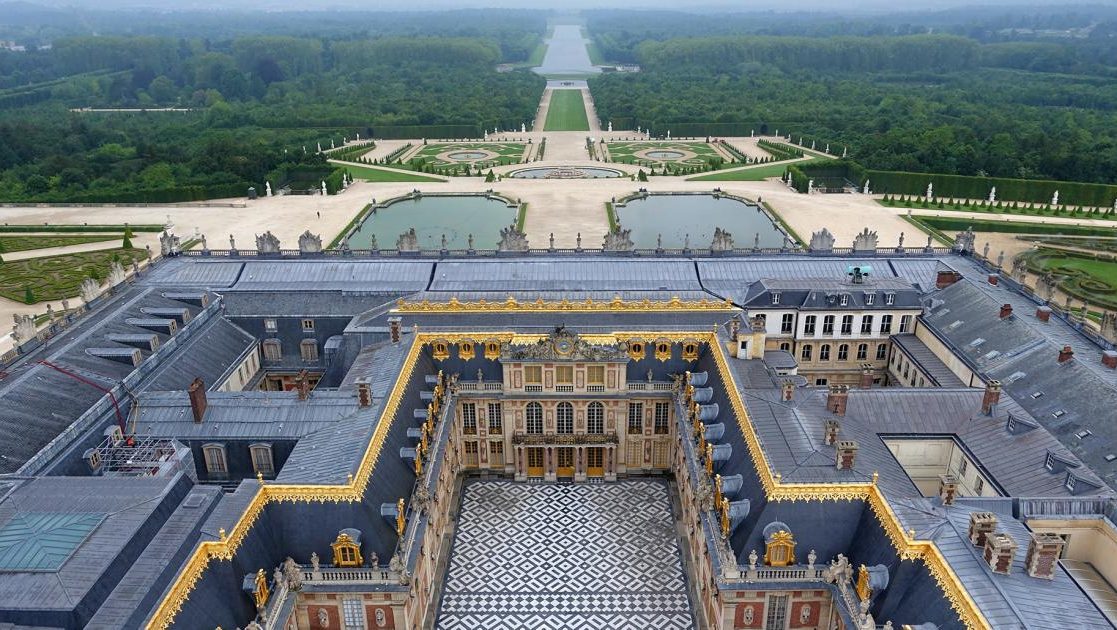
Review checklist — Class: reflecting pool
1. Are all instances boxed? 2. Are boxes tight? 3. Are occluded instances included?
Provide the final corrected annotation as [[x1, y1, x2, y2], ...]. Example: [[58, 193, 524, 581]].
[[345, 195, 516, 250], [509, 166, 625, 179], [615, 194, 787, 249]]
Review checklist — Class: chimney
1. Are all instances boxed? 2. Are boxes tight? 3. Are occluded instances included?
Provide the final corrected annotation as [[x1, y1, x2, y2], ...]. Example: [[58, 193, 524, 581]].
[[968, 512, 998, 547], [1025, 532, 1065, 580], [988, 273, 999, 286], [826, 385, 849, 416], [981, 380, 1001, 415], [824, 419, 840, 446], [859, 363, 874, 389], [1057, 345, 1074, 364], [999, 303, 1013, 319], [835, 440, 858, 470], [781, 380, 795, 402], [295, 369, 311, 401], [939, 474, 958, 506], [188, 377, 207, 423], [728, 315, 741, 342], [388, 316, 402, 344], [1103, 351, 1117, 370], [356, 377, 372, 408], [1035, 306, 1051, 322], [936, 270, 961, 289], [983, 532, 1018, 575]]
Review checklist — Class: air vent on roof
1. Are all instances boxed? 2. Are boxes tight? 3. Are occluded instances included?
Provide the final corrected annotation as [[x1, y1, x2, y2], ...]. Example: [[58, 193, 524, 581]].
[[983, 350, 1001, 360], [1075, 429, 1092, 439], [1005, 371, 1026, 384], [182, 493, 208, 509], [948, 320, 964, 330], [1031, 391, 1044, 399], [968, 338, 986, 348], [1105, 454, 1117, 463], [1052, 410, 1066, 419]]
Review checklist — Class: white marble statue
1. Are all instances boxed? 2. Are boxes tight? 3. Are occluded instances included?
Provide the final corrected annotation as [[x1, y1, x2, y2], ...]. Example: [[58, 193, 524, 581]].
[[988, 187, 997, 203], [607, 121, 612, 132], [1052, 190, 1059, 206], [316, 142, 322, 153], [321, 181, 327, 196], [265, 182, 272, 197], [926, 183, 933, 200], [862, 180, 871, 195]]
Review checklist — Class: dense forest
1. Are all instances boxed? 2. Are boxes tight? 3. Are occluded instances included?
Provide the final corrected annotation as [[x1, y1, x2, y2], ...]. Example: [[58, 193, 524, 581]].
[[0, 12, 547, 202]]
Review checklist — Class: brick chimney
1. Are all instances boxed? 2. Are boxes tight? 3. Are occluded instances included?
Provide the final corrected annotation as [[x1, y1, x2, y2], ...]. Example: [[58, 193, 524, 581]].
[[356, 377, 372, 408], [827, 385, 849, 416], [981, 380, 1001, 415], [1035, 306, 1051, 322], [999, 303, 1013, 319], [859, 363, 874, 389], [781, 380, 795, 402], [1103, 351, 1117, 370], [983, 532, 1018, 575], [988, 273, 999, 286], [188, 377, 207, 423], [1024, 532, 1065, 580], [835, 440, 858, 470], [968, 512, 998, 547], [824, 419, 840, 446], [728, 315, 741, 342], [295, 369, 311, 401], [1057, 345, 1074, 364], [388, 316, 402, 344], [936, 270, 961, 289], [939, 474, 958, 506]]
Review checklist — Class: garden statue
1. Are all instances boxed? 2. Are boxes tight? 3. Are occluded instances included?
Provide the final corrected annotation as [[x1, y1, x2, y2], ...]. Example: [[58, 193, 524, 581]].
[[1052, 190, 1059, 206], [825, 143, 829, 153], [988, 187, 996, 203], [229, 234, 237, 251], [321, 181, 327, 196], [926, 183, 933, 200], [468, 234, 474, 251], [842, 146, 848, 158], [862, 180, 871, 194], [982, 242, 990, 259], [667, 130, 671, 139], [997, 251, 1005, 268], [897, 232, 905, 248], [265, 182, 272, 197], [576, 233, 582, 249], [330, 139, 335, 149], [608, 121, 612, 132], [549, 233, 554, 249], [316, 142, 322, 153], [807, 178, 814, 192]]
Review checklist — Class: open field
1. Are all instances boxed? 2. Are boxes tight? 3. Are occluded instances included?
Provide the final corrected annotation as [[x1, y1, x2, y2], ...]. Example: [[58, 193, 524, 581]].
[[338, 164, 447, 183], [543, 90, 590, 131], [689, 162, 800, 182]]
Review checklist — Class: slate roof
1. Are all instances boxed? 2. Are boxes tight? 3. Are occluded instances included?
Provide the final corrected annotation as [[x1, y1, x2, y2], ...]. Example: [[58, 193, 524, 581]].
[[428, 259, 703, 292], [735, 276, 923, 310], [890, 334, 966, 387], [231, 261, 433, 292]]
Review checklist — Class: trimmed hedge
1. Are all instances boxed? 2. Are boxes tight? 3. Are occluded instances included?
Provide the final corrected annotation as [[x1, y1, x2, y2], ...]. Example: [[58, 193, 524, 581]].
[[60, 182, 253, 203], [370, 125, 481, 140], [865, 169, 1117, 208]]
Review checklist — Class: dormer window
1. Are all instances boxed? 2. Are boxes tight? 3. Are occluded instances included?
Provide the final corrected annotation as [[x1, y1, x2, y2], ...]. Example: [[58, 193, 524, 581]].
[[1065, 474, 1077, 492], [264, 318, 277, 332], [884, 293, 895, 305], [301, 319, 315, 332], [840, 294, 849, 306], [1006, 415, 1017, 433], [865, 293, 875, 306], [771, 292, 781, 305], [1045, 453, 1056, 471]]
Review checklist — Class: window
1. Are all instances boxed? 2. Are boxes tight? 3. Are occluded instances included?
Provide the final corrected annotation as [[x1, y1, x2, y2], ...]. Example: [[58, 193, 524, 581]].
[[628, 402, 644, 435], [488, 402, 503, 434], [526, 402, 543, 434], [301, 319, 315, 332], [462, 402, 477, 434], [779, 342, 791, 352], [781, 314, 794, 334], [262, 339, 282, 361], [202, 444, 227, 476], [974, 477, 985, 495], [958, 457, 969, 477], [556, 365, 573, 384], [822, 315, 835, 335], [300, 339, 319, 362], [880, 315, 893, 334], [801, 345, 813, 361], [524, 365, 542, 384], [1045, 453, 1055, 471], [838, 344, 849, 361], [804, 315, 816, 335], [819, 344, 831, 361], [654, 402, 670, 434], [342, 599, 364, 630], [1065, 475, 1077, 492], [899, 315, 913, 333], [264, 318, 277, 332], [765, 594, 789, 630], [250, 443, 274, 476], [771, 292, 781, 305], [865, 292, 876, 305], [840, 294, 849, 306], [490, 440, 504, 465], [587, 402, 604, 434], [876, 344, 888, 360], [587, 365, 605, 385], [861, 315, 873, 334], [815, 377, 828, 386], [841, 315, 853, 335], [885, 293, 895, 305], [556, 402, 573, 434], [653, 441, 669, 467], [856, 343, 868, 360], [463, 441, 479, 467]]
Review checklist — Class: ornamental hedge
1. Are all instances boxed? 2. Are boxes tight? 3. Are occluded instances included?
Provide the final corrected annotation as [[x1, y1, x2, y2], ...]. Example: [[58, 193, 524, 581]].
[[864, 168, 1117, 208]]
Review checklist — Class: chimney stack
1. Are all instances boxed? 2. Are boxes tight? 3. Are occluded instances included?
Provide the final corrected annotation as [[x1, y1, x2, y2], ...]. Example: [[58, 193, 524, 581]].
[[981, 380, 1001, 415], [781, 380, 795, 402], [1035, 306, 1051, 322], [188, 377, 207, 423], [728, 315, 741, 342], [999, 303, 1013, 319], [859, 363, 874, 389], [968, 512, 998, 547], [1025, 532, 1065, 580], [1057, 345, 1074, 364], [827, 385, 849, 416], [939, 474, 958, 506], [988, 273, 999, 286], [824, 419, 841, 446], [936, 270, 961, 289], [835, 440, 858, 470], [1103, 350, 1117, 370], [295, 369, 311, 401], [388, 316, 402, 344], [984, 532, 1018, 575], [356, 377, 372, 408]]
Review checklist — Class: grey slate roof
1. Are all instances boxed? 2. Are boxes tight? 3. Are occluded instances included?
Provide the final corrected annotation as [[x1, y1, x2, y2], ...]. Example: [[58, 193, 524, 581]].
[[735, 276, 923, 310], [231, 261, 433, 292], [890, 334, 966, 387], [427, 259, 703, 292]]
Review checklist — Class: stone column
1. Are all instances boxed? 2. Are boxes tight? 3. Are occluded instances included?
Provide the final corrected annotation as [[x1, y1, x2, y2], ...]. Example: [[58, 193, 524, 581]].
[[606, 446, 617, 482], [514, 446, 525, 482], [545, 446, 556, 482], [575, 446, 586, 483]]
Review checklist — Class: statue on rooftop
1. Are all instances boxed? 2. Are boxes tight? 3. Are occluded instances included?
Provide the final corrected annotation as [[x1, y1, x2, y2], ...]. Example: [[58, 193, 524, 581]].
[[710, 227, 734, 252]]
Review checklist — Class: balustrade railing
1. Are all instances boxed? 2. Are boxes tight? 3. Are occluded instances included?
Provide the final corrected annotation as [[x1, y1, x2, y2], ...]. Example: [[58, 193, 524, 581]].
[[301, 566, 399, 585], [511, 431, 618, 445]]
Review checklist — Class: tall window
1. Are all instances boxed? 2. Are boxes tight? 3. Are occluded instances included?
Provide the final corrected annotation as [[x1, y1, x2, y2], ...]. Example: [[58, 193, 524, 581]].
[[654, 402, 670, 434], [587, 402, 604, 434], [250, 443, 273, 476], [487, 402, 503, 434], [771, 292, 781, 305], [804, 315, 816, 335], [526, 402, 543, 434], [780, 313, 794, 334], [628, 402, 643, 435], [865, 292, 876, 306], [861, 315, 873, 334], [524, 366, 542, 384], [765, 594, 789, 630], [822, 315, 835, 335], [556, 402, 574, 434], [856, 343, 868, 360], [880, 315, 893, 334], [837, 344, 849, 361], [461, 402, 477, 435], [463, 441, 479, 467], [203, 444, 227, 476], [819, 344, 831, 361], [801, 344, 813, 361], [587, 365, 605, 385], [342, 599, 364, 630], [841, 315, 853, 335], [262, 339, 282, 361], [556, 365, 573, 384], [490, 440, 504, 466], [885, 292, 896, 305], [899, 314, 913, 333], [300, 339, 319, 362], [876, 343, 888, 360]]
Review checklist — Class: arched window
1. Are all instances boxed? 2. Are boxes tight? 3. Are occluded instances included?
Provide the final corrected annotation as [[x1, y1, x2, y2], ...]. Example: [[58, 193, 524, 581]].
[[801, 344, 812, 361], [202, 443, 227, 477], [876, 343, 888, 360], [819, 344, 831, 361], [556, 402, 573, 434], [459, 341, 475, 361], [250, 443, 274, 476], [857, 343, 868, 360], [587, 402, 604, 434], [526, 402, 543, 434], [779, 341, 791, 352], [300, 338, 319, 362], [837, 344, 849, 361], [682, 342, 699, 360]]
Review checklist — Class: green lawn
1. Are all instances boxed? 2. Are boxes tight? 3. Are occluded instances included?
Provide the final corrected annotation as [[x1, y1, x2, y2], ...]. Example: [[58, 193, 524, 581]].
[[0, 248, 144, 303], [409, 142, 526, 169], [544, 90, 590, 131], [911, 215, 1117, 238], [1023, 249, 1117, 309], [335, 164, 446, 183], [0, 235, 119, 254], [689, 162, 800, 182]]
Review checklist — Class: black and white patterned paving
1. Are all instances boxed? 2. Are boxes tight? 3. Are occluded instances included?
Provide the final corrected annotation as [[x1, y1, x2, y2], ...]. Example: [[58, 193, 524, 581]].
[[436, 480, 695, 629]]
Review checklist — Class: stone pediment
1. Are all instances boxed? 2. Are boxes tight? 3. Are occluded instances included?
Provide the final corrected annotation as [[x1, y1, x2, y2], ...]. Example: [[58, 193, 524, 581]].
[[502, 327, 628, 362]]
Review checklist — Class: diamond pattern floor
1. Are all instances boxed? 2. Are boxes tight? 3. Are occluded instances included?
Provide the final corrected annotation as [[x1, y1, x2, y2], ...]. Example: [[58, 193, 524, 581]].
[[436, 480, 695, 629]]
